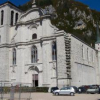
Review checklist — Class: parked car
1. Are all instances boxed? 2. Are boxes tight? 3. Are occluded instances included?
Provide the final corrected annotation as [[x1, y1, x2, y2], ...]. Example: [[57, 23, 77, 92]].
[[53, 87, 75, 96], [48, 87, 59, 93], [78, 86, 87, 93], [86, 86, 99, 94], [71, 86, 78, 93]]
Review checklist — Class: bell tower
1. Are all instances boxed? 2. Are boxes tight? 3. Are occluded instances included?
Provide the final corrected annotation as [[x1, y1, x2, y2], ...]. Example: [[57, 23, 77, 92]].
[[32, 0, 36, 7], [95, 22, 100, 84]]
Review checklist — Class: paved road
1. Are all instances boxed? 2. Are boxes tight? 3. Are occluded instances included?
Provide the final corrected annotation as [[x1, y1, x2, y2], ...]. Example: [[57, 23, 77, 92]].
[[1, 92, 100, 100], [30, 93, 100, 100]]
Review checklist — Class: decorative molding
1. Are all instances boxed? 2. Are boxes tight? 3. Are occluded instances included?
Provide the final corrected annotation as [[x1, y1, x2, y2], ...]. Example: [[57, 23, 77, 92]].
[[20, 8, 39, 20], [25, 62, 43, 66], [0, 32, 64, 48], [28, 21, 39, 29], [17, 15, 51, 26]]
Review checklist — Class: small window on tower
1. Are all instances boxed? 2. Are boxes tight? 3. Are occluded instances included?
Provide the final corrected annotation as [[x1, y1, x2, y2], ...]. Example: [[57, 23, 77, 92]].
[[1, 10, 4, 25], [15, 13, 18, 24], [11, 11, 14, 25]]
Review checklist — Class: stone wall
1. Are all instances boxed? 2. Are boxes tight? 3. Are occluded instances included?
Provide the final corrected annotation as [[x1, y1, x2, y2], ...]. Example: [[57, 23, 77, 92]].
[[71, 35, 98, 87], [56, 35, 67, 88]]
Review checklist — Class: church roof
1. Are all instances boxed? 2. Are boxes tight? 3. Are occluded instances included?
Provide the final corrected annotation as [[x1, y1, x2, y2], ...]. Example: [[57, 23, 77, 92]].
[[0, 1, 22, 12], [96, 22, 100, 43]]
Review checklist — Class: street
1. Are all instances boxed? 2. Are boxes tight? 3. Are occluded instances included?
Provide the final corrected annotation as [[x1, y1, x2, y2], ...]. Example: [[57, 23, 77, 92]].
[[30, 93, 100, 100]]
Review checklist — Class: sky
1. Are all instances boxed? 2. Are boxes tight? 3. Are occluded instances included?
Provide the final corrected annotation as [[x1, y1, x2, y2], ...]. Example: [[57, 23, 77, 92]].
[[0, 0, 30, 6], [75, 0, 100, 11], [0, 0, 100, 12]]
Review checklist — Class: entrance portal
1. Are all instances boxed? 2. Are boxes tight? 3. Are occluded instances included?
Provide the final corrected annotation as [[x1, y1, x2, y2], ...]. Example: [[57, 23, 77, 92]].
[[28, 66, 39, 87], [33, 74, 38, 87]]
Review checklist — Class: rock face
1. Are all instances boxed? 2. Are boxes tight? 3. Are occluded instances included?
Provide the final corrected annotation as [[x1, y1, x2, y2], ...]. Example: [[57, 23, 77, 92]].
[[74, 19, 86, 30], [19, 0, 100, 46]]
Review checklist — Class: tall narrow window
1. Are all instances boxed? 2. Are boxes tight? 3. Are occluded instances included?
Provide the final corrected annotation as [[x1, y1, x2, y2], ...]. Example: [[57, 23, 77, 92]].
[[31, 46, 37, 63], [11, 11, 14, 25], [13, 48, 16, 65], [52, 41, 57, 60], [15, 13, 18, 24], [87, 48, 88, 60], [32, 34, 37, 39], [1, 10, 4, 25], [82, 45, 83, 59]]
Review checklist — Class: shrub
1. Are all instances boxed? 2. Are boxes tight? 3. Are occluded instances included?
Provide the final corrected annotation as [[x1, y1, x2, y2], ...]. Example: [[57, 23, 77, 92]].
[[32, 87, 49, 92]]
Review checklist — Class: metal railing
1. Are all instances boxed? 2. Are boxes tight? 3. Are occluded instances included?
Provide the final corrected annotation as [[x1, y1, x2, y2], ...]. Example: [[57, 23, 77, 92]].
[[0, 82, 32, 100]]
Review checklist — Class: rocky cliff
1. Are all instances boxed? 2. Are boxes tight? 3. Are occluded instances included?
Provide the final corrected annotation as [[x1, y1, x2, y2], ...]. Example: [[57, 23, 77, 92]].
[[19, 0, 100, 47]]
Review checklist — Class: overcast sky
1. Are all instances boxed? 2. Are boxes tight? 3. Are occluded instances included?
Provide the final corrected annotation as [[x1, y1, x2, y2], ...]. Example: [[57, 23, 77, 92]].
[[0, 0, 100, 12]]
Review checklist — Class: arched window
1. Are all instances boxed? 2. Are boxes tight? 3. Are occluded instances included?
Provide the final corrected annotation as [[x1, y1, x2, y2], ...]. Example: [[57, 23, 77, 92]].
[[52, 41, 57, 60], [32, 34, 37, 39], [15, 13, 18, 24], [13, 48, 16, 65], [1, 10, 4, 25], [31, 46, 37, 63], [11, 11, 14, 25]]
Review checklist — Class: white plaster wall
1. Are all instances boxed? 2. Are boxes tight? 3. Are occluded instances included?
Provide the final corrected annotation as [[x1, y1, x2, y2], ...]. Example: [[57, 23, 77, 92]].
[[96, 51, 100, 84], [71, 35, 98, 87], [0, 48, 9, 81]]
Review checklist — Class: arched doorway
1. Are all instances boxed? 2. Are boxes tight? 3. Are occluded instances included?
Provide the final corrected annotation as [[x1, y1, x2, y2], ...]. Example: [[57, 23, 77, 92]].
[[28, 66, 39, 87]]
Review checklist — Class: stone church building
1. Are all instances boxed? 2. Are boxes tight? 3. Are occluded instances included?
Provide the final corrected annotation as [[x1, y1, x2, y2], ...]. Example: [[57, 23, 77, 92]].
[[0, 1, 100, 88]]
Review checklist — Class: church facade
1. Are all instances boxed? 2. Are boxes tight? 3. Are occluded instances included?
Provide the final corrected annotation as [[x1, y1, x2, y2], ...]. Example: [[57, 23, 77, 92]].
[[0, 1, 99, 88]]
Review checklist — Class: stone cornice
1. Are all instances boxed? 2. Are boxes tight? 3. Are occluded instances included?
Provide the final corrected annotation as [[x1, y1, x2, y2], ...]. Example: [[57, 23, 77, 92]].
[[0, 32, 64, 48], [75, 62, 94, 68]]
